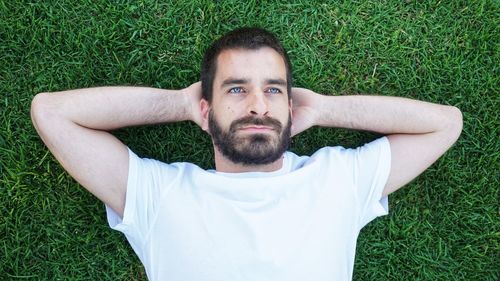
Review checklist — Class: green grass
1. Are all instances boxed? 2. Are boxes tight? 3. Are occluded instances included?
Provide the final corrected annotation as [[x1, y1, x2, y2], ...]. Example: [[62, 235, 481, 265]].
[[1, 0, 498, 280]]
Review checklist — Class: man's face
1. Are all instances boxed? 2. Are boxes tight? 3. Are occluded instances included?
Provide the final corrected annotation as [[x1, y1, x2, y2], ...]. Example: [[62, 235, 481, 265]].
[[205, 47, 292, 165]]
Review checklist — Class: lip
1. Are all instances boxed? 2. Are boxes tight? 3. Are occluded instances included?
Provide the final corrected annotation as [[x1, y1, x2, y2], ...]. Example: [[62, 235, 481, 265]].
[[238, 125, 275, 132]]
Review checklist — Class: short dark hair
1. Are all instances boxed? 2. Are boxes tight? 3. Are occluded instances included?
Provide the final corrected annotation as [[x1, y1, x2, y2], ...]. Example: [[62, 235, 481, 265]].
[[201, 27, 292, 103]]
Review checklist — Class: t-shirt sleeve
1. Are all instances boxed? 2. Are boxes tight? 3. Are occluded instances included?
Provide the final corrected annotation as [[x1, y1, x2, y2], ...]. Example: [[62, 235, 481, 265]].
[[105, 148, 180, 246], [351, 137, 391, 229]]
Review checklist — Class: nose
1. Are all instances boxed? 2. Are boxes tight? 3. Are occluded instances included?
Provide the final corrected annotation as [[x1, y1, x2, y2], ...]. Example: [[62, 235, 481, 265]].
[[248, 92, 269, 116]]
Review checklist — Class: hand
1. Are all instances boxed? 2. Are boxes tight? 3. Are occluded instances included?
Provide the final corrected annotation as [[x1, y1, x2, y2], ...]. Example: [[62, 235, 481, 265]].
[[183, 81, 203, 127], [290, 87, 321, 137]]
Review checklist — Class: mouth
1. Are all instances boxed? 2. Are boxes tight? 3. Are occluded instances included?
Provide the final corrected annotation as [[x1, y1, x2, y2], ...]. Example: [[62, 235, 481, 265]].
[[238, 125, 275, 133], [230, 116, 283, 135]]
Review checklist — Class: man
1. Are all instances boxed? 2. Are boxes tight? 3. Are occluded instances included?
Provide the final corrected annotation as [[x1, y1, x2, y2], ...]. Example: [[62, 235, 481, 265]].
[[31, 27, 462, 280]]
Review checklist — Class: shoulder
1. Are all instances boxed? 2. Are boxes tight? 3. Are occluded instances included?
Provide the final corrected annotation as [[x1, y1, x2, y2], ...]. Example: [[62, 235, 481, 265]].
[[313, 137, 389, 158], [127, 148, 206, 180], [285, 137, 390, 169]]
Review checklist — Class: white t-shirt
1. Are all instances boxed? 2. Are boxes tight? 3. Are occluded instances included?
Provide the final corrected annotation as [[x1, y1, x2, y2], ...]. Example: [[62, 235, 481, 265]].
[[107, 137, 391, 281]]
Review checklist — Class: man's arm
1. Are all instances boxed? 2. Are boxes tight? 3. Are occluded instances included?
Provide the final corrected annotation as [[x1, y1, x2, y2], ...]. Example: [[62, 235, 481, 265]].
[[31, 82, 202, 217], [291, 88, 463, 196]]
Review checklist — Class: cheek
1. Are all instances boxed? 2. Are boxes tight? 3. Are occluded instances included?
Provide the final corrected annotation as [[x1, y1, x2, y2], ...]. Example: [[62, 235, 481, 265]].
[[213, 105, 236, 127], [276, 104, 291, 119], [221, 103, 241, 119]]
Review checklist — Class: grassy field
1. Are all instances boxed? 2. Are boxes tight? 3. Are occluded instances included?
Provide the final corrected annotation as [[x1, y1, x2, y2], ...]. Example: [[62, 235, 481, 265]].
[[1, 0, 498, 280]]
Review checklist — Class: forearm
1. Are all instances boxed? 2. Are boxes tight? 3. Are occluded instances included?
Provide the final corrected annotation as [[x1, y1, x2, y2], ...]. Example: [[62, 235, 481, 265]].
[[313, 95, 461, 134], [32, 86, 193, 130]]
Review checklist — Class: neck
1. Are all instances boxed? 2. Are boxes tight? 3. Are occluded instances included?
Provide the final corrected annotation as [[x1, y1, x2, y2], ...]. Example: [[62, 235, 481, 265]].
[[213, 147, 284, 173]]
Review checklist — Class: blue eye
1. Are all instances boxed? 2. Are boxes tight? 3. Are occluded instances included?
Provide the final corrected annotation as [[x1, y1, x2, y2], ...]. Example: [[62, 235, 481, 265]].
[[229, 87, 245, 94], [267, 87, 282, 94]]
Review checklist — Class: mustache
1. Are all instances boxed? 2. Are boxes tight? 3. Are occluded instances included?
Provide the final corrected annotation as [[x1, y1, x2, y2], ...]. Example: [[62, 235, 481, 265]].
[[230, 116, 283, 132]]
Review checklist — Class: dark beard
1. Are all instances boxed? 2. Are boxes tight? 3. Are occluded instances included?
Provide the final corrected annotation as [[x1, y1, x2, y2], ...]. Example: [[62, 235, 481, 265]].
[[209, 110, 291, 166]]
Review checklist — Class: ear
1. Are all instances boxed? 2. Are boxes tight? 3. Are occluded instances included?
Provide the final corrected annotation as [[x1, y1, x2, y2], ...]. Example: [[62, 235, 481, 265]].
[[200, 98, 210, 132], [289, 98, 294, 131]]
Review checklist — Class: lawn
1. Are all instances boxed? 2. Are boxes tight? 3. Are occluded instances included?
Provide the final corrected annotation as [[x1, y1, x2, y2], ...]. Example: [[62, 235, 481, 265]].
[[1, 0, 498, 280]]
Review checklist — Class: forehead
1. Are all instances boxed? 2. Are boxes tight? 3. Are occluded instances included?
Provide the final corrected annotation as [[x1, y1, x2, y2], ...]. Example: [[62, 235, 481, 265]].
[[214, 47, 287, 84]]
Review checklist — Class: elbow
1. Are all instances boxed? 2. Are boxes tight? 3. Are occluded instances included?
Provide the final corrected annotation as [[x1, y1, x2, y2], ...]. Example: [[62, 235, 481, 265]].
[[31, 92, 59, 128], [444, 105, 463, 143], [31, 93, 50, 125]]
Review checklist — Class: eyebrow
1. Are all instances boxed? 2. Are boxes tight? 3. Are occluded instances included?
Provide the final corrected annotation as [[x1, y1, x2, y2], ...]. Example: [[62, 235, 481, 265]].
[[266, 78, 287, 87], [221, 78, 249, 87], [220, 78, 287, 88]]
